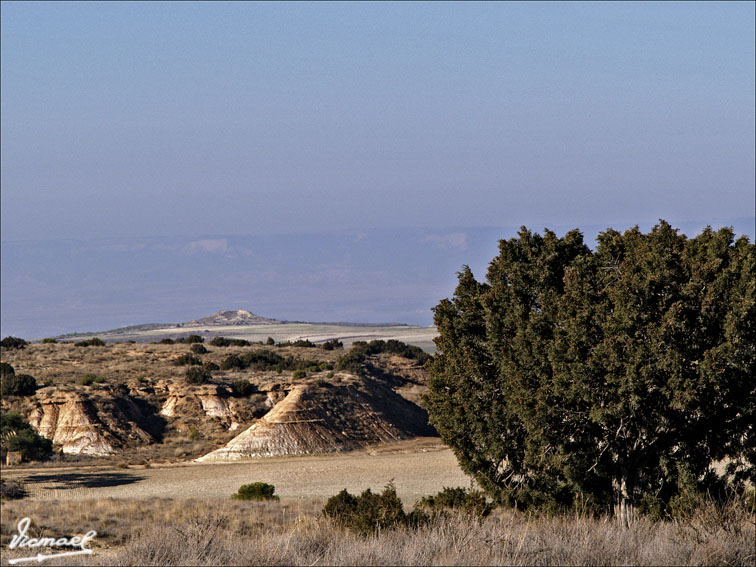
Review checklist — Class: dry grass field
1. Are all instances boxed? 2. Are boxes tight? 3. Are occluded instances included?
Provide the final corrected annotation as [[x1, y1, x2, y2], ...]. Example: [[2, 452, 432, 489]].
[[2, 494, 753, 566]]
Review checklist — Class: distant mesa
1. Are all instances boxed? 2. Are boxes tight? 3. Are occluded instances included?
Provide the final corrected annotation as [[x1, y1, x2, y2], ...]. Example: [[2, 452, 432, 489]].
[[183, 310, 281, 327]]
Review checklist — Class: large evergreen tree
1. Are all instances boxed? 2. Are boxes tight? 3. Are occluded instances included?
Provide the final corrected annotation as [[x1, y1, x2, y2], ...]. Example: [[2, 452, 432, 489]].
[[426, 222, 755, 524]]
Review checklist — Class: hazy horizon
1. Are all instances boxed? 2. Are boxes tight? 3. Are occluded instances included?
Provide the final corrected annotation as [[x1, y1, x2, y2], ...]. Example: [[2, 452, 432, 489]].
[[2, 2, 754, 337]]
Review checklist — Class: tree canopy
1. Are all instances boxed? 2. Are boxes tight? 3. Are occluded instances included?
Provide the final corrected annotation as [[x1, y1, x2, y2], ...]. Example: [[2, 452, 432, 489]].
[[425, 221, 755, 523]]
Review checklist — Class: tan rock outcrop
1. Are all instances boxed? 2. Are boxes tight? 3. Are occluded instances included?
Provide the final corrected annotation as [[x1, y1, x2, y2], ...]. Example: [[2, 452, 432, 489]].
[[197, 379, 434, 461]]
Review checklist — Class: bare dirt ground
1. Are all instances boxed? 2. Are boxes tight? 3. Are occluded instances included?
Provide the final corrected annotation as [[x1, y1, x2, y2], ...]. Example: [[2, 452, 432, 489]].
[[2, 438, 469, 504]]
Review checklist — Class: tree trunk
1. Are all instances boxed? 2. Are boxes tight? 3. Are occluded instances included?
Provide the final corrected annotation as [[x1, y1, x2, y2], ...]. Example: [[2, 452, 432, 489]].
[[613, 469, 634, 528]]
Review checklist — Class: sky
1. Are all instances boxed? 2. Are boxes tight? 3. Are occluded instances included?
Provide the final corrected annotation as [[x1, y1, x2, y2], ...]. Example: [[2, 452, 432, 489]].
[[1, 2, 754, 336]]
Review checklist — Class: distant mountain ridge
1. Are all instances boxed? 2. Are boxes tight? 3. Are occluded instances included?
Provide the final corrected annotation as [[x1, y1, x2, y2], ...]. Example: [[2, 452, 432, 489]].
[[183, 309, 281, 327]]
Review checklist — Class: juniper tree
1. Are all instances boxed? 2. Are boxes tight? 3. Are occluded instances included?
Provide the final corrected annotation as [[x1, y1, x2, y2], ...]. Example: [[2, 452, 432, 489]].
[[426, 221, 755, 524]]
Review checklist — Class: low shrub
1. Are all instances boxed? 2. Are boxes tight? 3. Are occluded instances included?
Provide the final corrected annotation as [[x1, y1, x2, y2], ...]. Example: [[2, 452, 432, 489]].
[[79, 374, 106, 386], [277, 339, 316, 348], [42, 337, 58, 344], [232, 482, 279, 501], [266, 337, 275, 345], [321, 338, 344, 351], [203, 361, 220, 372], [292, 369, 307, 379], [74, 337, 105, 347], [1, 372, 37, 396], [1, 412, 53, 461], [231, 379, 256, 397], [322, 483, 427, 535], [190, 343, 208, 355], [1, 362, 15, 379], [415, 486, 493, 518], [174, 353, 202, 366], [178, 335, 204, 344], [185, 366, 212, 384], [210, 337, 251, 347], [158, 338, 175, 345], [0, 336, 28, 349], [0, 479, 27, 500]]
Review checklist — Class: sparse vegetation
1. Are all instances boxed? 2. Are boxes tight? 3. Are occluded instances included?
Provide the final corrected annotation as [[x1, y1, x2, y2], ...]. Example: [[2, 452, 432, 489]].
[[292, 369, 307, 379], [177, 334, 204, 344], [190, 343, 208, 355], [0, 336, 28, 350], [174, 353, 202, 366], [79, 373, 107, 386], [416, 486, 493, 518], [74, 337, 106, 347], [0, 412, 53, 461], [209, 336, 251, 347], [321, 338, 344, 350], [232, 482, 279, 501], [185, 366, 212, 385], [1, 368, 37, 396], [231, 379, 256, 397], [41, 337, 58, 344], [0, 479, 27, 500]]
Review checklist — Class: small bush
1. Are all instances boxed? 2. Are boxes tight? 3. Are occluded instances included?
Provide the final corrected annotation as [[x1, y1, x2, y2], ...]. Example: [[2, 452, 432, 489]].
[[266, 337, 275, 345], [292, 369, 307, 379], [210, 336, 251, 347], [321, 339, 344, 351], [79, 373, 107, 386], [159, 338, 175, 345], [74, 337, 105, 347], [185, 366, 212, 384], [0, 336, 27, 350], [188, 426, 201, 441], [190, 343, 208, 355], [203, 361, 220, 372], [0, 479, 27, 500], [42, 337, 58, 344], [1, 373, 37, 396], [232, 482, 279, 501], [416, 486, 493, 518], [181, 335, 204, 344], [1, 362, 14, 379], [323, 483, 426, 535], [1, 412, 53, 461], [231, 379, 256, 397], [174, 353, 202, 366]]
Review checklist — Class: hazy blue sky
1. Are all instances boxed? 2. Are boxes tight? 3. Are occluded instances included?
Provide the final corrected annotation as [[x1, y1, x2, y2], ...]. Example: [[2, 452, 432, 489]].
[[2, 1, 754, 242]]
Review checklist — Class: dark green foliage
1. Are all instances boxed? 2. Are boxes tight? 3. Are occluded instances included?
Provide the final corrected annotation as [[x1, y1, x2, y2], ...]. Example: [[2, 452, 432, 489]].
[[210, 336, 251, 347], [322, 483, 424, 535], [74, 337, 105, 347], [0, 336, 27, 350], [266, 337, 275, 345], [220, 350, 323, 373], [158, 338, 175, 344], [1, 372, 37, 396], [1, 412, 53, 461], [203, 361, 220, 372], [336, 350, 367, 374], [78, 374, 106, 386], [190, 343, 208, 355], [232, 482, 279, 501], [292, 369, 307, 379], [277, 339, 317, 348], [42, 338, 58, 344], [177, 335, 204, 344], [426, 222, 756, 522], [231, 379, 256, 397], [336, 339, 431, 374], [0, 479, 27, 500], [185, 366, 212, 385], [416, 487, 493, 518], [321, 338, 344, 350], [1, 362, 14, 379], [174, 353, 202, 366]]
